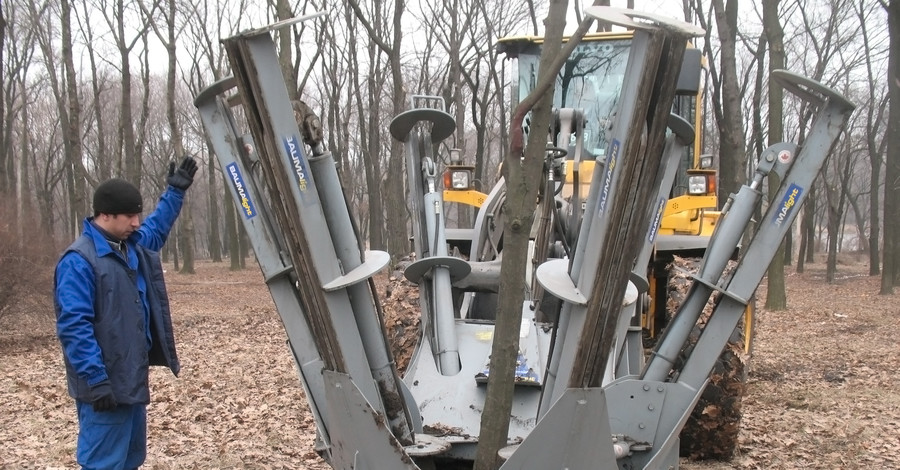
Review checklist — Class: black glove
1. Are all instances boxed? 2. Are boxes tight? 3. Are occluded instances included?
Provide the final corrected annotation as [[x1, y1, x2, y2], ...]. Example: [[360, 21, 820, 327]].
[[90, 381, 118, 412], [167, 156, 199, 191]]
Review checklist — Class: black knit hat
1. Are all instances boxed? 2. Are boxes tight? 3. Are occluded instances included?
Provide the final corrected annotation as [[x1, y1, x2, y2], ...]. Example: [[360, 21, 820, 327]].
[[93, 178, 143, 215]]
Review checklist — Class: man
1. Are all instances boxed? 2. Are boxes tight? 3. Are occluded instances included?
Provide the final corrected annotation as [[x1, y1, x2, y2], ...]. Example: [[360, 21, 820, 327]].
[[54, 156, 198, 470]]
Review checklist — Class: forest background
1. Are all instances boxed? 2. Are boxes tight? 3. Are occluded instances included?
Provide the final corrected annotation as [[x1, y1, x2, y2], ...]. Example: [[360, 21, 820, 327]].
[[0, 0, 898, 467], [0, 0, 897, 300]]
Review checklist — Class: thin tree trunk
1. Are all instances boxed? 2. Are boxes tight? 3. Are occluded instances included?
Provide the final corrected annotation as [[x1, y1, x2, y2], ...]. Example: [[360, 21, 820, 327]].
[[881, 0, 899, 294], [208, 157, 222, 262], [225, 195, 242, 270], [711, 0, 745, 201], [473, 0, 589, 466], [764, 0, 787, 309], [384, 0, 409, 262]]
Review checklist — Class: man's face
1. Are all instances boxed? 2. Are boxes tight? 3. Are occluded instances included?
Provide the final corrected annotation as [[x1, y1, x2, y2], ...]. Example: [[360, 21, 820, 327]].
[[96, 213, 141, 240]]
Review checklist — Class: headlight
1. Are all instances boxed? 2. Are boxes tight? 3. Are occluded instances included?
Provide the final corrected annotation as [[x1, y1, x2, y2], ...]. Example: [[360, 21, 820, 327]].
[[443, 166, 474, 190], [699, 155, 713, 169], [451, 170, 470, 189], [688, 175, 708, 195]]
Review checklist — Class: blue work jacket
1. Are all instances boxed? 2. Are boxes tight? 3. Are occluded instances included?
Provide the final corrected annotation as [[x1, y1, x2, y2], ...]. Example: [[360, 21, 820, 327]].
[[55, 186, 185, 405]]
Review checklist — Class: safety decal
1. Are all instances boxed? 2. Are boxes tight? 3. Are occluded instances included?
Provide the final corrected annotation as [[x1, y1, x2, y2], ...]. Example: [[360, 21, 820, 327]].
[[227, 162, 256, 220], [773, 183, 803, 228], [597, 139, 620, 216], [283, 135, 313, 200], [777, 149, 792, 164]]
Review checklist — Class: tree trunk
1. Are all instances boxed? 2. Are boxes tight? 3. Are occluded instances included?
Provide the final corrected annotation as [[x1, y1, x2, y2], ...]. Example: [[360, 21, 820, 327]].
[[711, 0, 746, 201], [881, 0, 899, 294], [207, 156, 222, 262], [384, 0, 409, 263], [856, 1, 887, 275], [0, 10, 6, 191], [114, 0, 140, 189], [763, 0, 787, 310], [473, 1, 571, 467], [152, 0, 194, 274], [62, 0, 89, 225], [797, 205, 809, 273], [347, 1, 388, 253], [225, 195, 242, 270], [275, 0, 297, 100]]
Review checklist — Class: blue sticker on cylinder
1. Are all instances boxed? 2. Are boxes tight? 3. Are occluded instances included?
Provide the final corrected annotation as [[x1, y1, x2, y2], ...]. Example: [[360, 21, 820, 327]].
[[226, 162, 256, 219], [283, 135, 312, 198], [772, 183, 803, 227], [597, 139, 620, 216], [648, 196, 666, 244]]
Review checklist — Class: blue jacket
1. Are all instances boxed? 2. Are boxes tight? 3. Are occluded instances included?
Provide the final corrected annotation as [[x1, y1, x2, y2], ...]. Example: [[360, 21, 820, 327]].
[[55, 186, 185, 405]]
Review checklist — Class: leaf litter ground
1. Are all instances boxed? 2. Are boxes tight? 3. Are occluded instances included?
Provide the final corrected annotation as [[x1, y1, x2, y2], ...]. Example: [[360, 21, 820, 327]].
[[1, 257, 897, 469]]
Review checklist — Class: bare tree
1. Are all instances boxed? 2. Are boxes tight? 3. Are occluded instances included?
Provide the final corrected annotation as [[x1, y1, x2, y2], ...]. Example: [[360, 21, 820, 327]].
[[699, 0, 746, 201], [0, 4, 7, 190], [347, 0, 410, 261], [96, 0, 159, 189], [856, 0, 889, 275], [182, 0, 254, 267], [1, 1, 39, 225], [473, 0, 602, 466], [27, 0, 86, 239], [791, 0, 866, 281], [345, 0, 388, 254], [882, 0, 899, 294], [140, 0, 197, 272], [456, 1, 534, 193], [762, 0, 788, 308], [822, 127, 856, 281], [60, 0, 90, 227], [71, 2, 116, 186]]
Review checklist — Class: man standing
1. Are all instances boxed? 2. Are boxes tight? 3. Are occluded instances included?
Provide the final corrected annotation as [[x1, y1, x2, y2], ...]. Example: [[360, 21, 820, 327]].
[[54, 157, 198, 469]]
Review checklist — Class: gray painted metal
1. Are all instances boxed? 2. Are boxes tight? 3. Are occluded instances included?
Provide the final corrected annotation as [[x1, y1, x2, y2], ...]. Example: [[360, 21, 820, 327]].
[[307, 149, 415, 444], [623, 70, 855, 468], [196, 8, 852, 470], [392, 97, 465, 376], [633, 117, 695, 281], [322, 371, 420, 470], [194, 78, 333, 447], [653, 234, 712, 252], [196, 17, 419, 468], [392, 100, 462, 376], [535, 258, 588, 305], [402, 308, 553, 461], [498, 388, 617, 469], [222, 29, 386, 408], [538, 27, 661, 414], [389, 107, 456, 144], [538, 16, 701, 412]]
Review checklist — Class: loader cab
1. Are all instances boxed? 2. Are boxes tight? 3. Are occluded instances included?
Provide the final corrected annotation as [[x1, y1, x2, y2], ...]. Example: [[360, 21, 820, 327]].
[[496, 33, 721, 334], [499, 34, 633, 161], [497, 33, 717, 234]]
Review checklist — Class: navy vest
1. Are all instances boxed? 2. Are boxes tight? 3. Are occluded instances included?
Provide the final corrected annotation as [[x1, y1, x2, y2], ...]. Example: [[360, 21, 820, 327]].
[[61, 236, 179, 404]]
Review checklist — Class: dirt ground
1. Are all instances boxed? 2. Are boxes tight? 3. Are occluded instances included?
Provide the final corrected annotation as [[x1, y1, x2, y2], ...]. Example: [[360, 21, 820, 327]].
[[1, 256, 897, 469]]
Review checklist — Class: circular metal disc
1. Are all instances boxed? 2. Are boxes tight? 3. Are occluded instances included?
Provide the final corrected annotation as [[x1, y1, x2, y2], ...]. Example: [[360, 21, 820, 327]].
[[404, 434, 451, 457]]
